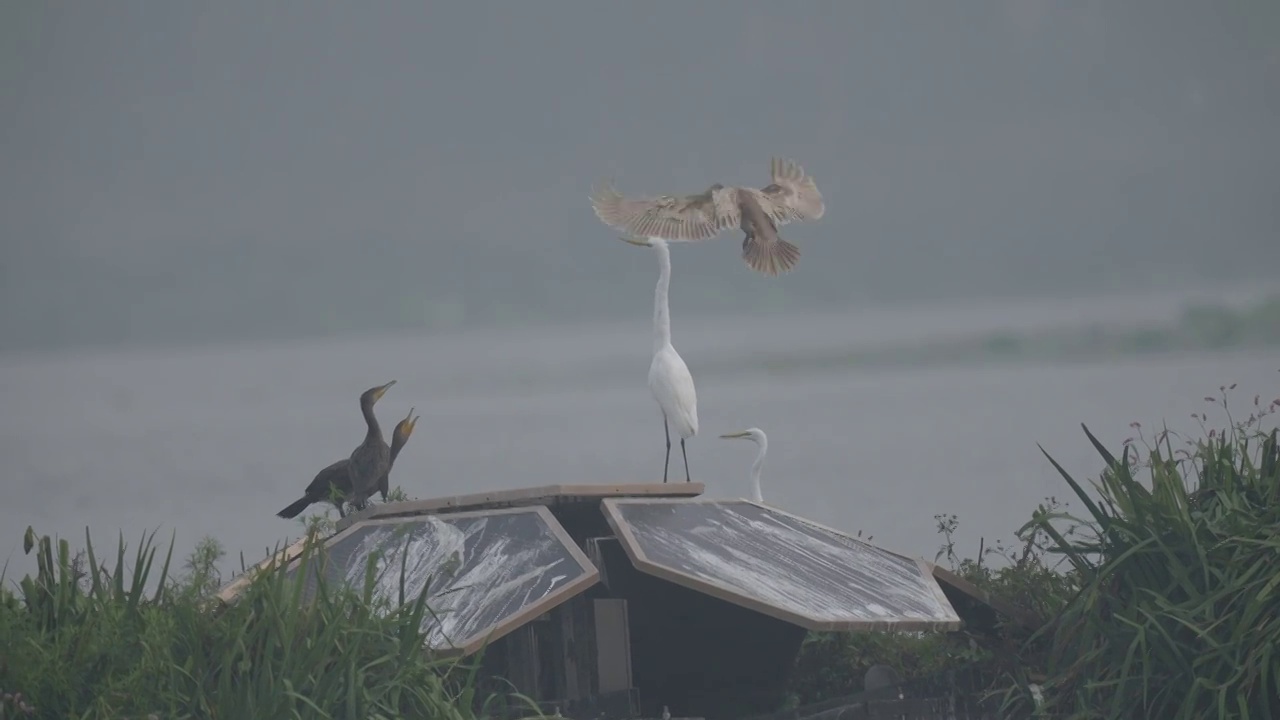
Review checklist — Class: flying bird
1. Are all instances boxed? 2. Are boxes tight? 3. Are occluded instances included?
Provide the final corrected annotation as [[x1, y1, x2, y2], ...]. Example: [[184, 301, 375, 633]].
[[621, 235, 698, 483], [719, 427, 767, 503], [590, 157, 825, 276], [277, 404, 418, 520]]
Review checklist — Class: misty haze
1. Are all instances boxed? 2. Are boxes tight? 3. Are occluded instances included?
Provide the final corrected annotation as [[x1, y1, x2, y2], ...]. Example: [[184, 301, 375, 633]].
[[1, 1, 1278, 581]]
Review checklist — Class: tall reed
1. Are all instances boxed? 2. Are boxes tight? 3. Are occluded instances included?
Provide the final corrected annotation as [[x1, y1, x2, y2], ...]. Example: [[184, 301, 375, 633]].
[[1014, 387, 1280, 718], [0, 525, 541, 719]]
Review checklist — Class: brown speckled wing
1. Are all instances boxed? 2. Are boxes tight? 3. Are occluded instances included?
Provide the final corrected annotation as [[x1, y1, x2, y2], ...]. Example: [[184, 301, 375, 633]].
[[752, 157, 826, 225], [589, 181, 728, 241]]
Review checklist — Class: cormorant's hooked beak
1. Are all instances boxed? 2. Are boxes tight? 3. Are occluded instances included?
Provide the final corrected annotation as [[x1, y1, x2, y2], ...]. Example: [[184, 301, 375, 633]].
[[402, 406, 418, 434], [719, 430, 751, 439], [373, 379, 397, 401], [619, 235, 651, 247]]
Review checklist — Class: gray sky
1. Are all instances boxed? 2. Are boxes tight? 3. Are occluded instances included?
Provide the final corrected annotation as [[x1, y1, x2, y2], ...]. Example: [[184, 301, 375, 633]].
[[3, 1, 1278, 351]]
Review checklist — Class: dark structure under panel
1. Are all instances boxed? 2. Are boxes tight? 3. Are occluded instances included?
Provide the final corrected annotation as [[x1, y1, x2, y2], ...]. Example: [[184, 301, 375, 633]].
[[477, 536, 805, 720], [288, 506, 598, 654], [602, 498, 961, 631], [595, 536, 807, 720]]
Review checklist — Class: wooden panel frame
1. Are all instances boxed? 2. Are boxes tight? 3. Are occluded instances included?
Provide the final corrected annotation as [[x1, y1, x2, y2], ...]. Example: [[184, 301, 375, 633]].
[[215, 533, 315, 605], [335, 505, 600, 656], [927, 561, 1045, 631], [226, 506, 600, 656], [600, 497, 962, 632], [336, 482, 705, 531]]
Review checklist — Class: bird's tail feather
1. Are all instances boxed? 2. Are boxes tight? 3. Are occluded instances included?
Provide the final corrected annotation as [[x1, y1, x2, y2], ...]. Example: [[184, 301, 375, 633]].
[[743, 235, 801, 276], [276, 495, 314, 519]]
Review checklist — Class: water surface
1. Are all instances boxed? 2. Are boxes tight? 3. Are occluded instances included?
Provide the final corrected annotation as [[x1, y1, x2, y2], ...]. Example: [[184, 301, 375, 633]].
[[1, 296, 1276, 582]]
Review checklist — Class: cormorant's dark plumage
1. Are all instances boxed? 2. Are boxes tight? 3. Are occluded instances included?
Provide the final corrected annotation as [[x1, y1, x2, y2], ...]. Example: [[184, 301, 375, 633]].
[[276, 382, 403, 520], [347, 380, 396, 509]]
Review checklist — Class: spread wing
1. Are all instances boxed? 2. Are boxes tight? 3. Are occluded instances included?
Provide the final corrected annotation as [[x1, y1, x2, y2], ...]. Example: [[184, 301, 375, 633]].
[[589, 181, 732, 242], [746, 157, 826, 226]]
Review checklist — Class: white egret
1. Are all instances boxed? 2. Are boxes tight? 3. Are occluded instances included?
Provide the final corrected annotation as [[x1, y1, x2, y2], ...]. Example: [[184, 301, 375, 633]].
[[719, 427, 767, 503], [591, 158, 825, 276], [620, 235, 698, 483]]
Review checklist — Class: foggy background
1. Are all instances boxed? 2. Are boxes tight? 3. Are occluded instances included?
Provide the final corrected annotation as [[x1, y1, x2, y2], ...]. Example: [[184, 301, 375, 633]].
[[1, 2, 1278, 579], [4, 1, 1278, 353]]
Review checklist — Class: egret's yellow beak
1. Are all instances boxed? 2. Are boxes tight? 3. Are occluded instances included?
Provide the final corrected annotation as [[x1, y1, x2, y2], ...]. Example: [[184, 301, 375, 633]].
[[619, 235, 650, 247], [719, 431, 751, 439]]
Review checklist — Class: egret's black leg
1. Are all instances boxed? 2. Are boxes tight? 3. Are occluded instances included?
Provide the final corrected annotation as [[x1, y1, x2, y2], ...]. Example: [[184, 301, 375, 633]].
[[681, 438, 690, 482], [663, 415, 672, 483]]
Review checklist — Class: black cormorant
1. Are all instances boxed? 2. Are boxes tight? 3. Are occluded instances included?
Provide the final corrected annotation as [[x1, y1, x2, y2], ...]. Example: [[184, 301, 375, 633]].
[[346, 380, 396, 509], [276, 382, 402, 519]]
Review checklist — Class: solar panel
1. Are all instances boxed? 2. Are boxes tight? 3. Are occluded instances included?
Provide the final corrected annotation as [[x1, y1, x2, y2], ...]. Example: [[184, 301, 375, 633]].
[[289, 505, 599, 654], [601, 498, 961, 631]]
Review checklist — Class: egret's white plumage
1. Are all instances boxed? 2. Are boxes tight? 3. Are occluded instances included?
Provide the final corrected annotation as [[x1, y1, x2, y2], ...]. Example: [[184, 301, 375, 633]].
[[719, 427, 768, 503], [622, 235, 698, 483]]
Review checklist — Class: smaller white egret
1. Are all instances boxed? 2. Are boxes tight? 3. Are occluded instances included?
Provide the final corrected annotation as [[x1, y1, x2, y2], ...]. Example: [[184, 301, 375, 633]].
[[621, 235, 698, 483], [719, 427, 767, 503]]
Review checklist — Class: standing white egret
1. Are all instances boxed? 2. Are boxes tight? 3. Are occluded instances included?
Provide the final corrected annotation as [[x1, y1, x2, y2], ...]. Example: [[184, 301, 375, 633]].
[[620, 235, 698, 483], [719, 427, 767, 503], [591, 158, 825, 276]]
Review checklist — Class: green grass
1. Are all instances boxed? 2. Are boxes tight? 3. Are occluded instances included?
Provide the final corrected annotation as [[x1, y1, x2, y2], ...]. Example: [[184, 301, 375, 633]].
[[1015, 385, 1280, 719], [0, 522, 543, 719], [785, 380, 1280, 719]]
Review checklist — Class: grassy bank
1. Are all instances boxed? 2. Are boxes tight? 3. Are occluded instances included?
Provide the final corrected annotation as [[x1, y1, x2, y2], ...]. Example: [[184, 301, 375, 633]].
[[786, 380, 1280, 718], [0, 527, 541, 719]]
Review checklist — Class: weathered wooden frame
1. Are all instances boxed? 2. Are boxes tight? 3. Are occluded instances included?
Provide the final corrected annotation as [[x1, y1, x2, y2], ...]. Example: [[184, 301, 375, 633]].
[[227, 484, 701, 603], [215, 533, 315, 606], [600, 497, 962, 632], [331, 505, 600, 655], [224, 505, 600, 656], [336, 482, 706, 530], [927, 561, 1045, 631]]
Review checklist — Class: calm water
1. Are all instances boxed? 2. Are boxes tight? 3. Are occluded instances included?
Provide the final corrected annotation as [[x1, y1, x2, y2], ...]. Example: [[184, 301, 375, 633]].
[[1, 292, 1277, 581]]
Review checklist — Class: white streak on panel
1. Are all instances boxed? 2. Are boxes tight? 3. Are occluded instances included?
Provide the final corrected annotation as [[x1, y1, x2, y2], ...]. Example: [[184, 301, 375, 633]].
[[620, 502, 956, 624], [330, 512, 581, 650]]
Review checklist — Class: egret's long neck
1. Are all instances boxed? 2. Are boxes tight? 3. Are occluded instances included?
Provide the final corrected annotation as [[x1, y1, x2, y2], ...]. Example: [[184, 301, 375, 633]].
[[750, 438, 767, 503], [652, 238, 672, 353]]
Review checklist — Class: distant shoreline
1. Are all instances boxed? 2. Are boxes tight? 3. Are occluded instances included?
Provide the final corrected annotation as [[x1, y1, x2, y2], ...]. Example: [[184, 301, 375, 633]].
[[754, 293, 1280, 376], [3, 283, 1276, 364]]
